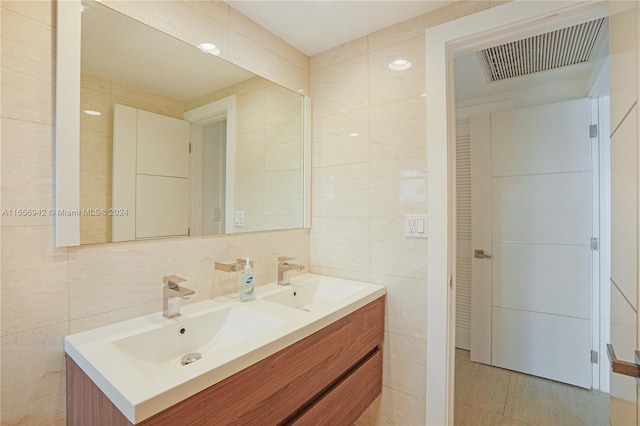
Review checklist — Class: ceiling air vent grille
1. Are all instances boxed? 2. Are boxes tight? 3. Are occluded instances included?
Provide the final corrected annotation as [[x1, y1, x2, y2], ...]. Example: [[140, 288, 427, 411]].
[[478, 18, 606, 82]]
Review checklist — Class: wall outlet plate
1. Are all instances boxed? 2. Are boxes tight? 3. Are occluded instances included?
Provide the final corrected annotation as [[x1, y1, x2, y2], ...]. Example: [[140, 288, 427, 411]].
[[405, 214, 428, 238], [234, 211, 246, 227]]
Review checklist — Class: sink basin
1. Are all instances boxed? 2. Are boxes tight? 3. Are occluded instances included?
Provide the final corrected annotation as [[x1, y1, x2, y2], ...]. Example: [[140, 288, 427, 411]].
[[112, 303, 288, 378], [262, 278, 366, 311]]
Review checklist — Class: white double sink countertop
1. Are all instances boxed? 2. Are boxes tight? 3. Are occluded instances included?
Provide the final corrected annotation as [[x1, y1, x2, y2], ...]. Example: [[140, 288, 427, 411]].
[[64, 274, 386, 424]]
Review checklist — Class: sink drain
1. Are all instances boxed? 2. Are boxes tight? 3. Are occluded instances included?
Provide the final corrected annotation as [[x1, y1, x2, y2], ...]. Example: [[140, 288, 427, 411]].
[[181, 353, 202, 366]]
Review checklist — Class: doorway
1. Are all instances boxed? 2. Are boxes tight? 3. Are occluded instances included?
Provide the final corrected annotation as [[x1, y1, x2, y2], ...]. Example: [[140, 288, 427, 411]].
[[453, 93, 610, 424], [184, 95, 237, 236], [460, 97, 605, 378], [424, 2, 615, 425], [198, 119, 227, 236]]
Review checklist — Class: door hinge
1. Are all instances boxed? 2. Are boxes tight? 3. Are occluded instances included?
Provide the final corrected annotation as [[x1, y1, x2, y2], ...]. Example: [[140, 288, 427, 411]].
[[187, 227, 191, 237], [449, 275, 453, 289], [591, 350, 599, 364], [189, 143, 192, 154], [591, 237, 599, 251], [589, 124, 598, 138]]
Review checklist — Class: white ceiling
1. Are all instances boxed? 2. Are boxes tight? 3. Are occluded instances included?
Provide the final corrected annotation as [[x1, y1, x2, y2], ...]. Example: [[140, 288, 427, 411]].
[[226, 1, 609, 107], [454, 24, 609, 108], [225, 1, 454, 56], [83, 0, 609, 109]]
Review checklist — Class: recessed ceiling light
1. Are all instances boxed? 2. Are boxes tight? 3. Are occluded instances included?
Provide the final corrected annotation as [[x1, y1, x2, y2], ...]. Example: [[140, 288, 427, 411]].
[[349, 132, 360, 137], [388, 59, 412, 71], [84, 110, 102, 116], [198, 43, 220, 56]]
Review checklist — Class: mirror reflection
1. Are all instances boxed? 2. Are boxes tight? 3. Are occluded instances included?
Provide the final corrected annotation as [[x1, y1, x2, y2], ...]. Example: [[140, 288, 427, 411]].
[[80, 0, 305, 245]]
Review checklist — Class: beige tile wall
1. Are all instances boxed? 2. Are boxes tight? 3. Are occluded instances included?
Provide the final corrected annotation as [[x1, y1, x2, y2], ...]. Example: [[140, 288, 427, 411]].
[[310, 2, 496, 425], [0, 1, 309, 423], [232, 78, 304, 232], [189, 75, 305, 233]]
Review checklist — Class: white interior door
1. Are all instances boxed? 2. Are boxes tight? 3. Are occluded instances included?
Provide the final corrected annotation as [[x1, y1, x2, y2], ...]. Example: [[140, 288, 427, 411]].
[[135, 174, 189, 239], [609, 1, 640, 424], [472, 98, 594, 389], [112, 104, 190, 241], [136, 109, 190, 239]]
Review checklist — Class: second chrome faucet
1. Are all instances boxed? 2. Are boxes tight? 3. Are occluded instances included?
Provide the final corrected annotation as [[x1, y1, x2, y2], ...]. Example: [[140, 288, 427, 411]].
[[277, 256, 305, 285], [162, 275, 195, 318]]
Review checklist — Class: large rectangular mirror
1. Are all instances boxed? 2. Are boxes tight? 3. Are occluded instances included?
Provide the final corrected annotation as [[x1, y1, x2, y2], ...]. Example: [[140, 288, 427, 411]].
[[55, 0, 310, 247]]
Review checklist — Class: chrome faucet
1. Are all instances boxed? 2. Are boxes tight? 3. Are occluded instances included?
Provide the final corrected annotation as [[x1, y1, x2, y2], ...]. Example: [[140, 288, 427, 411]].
[[277, 256, 305, 285], [214, 258, 253, 273], [162, 275, 195, 318]]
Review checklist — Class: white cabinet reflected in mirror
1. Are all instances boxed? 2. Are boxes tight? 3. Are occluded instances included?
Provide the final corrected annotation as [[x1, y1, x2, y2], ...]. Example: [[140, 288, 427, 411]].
[[56, 0, 310, 247]]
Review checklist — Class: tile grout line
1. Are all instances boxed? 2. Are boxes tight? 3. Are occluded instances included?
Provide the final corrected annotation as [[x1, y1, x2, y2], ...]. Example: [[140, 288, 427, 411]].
[[502, 371, 512, 417]]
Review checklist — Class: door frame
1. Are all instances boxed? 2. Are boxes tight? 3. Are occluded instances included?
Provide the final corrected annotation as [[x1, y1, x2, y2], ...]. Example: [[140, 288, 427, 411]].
[[425, 1, 609, 424], [184, 95, 237, 235], [589, 61, 612, 394]]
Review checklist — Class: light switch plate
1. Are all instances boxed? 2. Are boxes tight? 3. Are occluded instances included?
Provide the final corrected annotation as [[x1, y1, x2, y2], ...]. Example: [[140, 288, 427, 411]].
[[234, 211, 246, 227], [405, 213, 428, 238]]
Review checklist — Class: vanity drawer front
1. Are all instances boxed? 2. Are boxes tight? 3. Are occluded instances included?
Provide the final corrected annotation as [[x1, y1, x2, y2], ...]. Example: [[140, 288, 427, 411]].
[[66, 356, 134, 426], [290, 348, 382, 426], [141, 296, 385, 425]]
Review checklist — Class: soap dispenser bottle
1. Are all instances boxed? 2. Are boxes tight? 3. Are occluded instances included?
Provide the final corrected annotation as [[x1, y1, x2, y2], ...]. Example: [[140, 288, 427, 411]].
[[240, 258, 255, 302]]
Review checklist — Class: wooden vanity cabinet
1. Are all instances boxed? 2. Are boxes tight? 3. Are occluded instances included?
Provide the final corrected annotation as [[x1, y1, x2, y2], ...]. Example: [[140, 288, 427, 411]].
[[67, 296, 385, 425]]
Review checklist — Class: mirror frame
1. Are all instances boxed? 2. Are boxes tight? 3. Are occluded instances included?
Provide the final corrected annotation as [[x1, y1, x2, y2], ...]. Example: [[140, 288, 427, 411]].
[[55, 0, 311, 247], [56, 0, 81, 246]]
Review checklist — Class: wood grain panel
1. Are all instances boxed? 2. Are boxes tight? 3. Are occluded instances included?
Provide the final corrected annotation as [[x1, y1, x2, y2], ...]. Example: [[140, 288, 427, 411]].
[[67, 296, 385, 425], [289, 349, 382, 426], [66, 356, 134, 426]]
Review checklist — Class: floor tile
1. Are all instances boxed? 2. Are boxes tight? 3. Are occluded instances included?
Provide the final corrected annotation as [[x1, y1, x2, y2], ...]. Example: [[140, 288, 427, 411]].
[[504, 371, 609, 426], [455, 349, 511, 415], [455, 403, 505, 426], [501, 416, 532, 426], [454, 349, 609, 426]]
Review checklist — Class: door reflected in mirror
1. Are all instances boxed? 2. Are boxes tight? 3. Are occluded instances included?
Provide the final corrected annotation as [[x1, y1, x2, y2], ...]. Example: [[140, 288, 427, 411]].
[[79, 0, 306, 245]]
